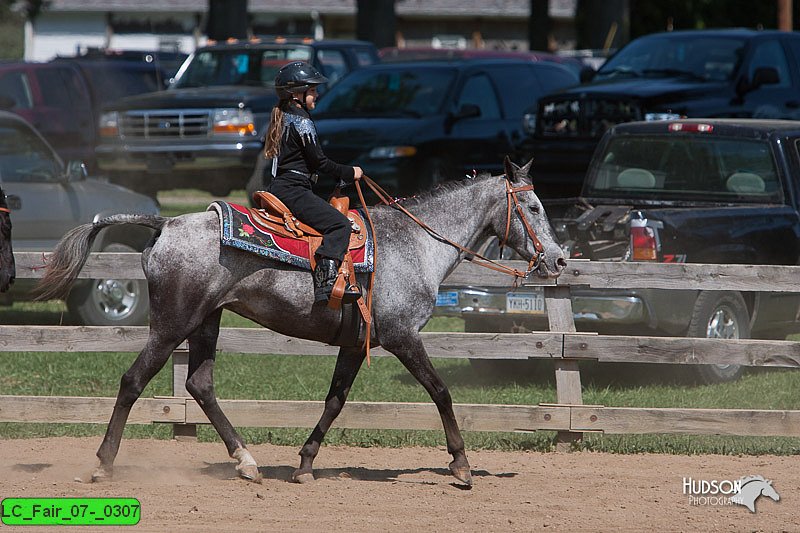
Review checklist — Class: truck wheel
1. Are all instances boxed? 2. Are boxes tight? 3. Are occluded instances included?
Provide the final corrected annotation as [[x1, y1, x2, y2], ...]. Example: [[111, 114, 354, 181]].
[[686, 291, 748, 384], [66, 243, 150, 326]]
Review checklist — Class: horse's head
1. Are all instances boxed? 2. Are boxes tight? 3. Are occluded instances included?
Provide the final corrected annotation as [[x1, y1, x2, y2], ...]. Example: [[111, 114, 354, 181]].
[[493, 157, 566, 279], [761, 480, 781, 502], [0, 187, 15, 292]]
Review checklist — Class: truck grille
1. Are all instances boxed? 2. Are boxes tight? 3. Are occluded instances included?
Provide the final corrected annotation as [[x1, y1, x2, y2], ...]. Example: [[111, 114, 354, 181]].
[[119, 110, 211, 139], [538, 97, 642, 138]]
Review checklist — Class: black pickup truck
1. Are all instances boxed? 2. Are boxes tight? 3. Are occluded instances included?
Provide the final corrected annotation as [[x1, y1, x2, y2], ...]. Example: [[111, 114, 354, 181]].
[[524, 29, 800, 197], [438, 119, 800, 383], [95, 38, 379, 197]]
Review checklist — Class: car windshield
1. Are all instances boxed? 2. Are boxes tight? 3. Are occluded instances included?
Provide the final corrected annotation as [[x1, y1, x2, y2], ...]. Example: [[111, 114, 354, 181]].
[[172, 47, 312, 88], [0, 123, 60, 183], [595, 35, 746, 82], [313, 67, 455, 118], [584, 134, 783, 204]]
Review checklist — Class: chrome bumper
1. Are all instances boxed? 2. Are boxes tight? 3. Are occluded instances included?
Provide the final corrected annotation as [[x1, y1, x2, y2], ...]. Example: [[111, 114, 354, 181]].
[[96, 140, 263, 172]]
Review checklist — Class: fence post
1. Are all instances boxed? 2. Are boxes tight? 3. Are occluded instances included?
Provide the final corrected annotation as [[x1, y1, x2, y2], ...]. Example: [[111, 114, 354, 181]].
[[172, 348, 197, 441], [544, 285, 583, 451]]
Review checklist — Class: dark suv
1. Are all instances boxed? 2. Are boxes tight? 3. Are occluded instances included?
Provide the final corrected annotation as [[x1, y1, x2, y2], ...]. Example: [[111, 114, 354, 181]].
[[96, 38, 379, 197], [0, 58, 168, 172], [526, 29, 800, 197], [306, 58, 578, 197]]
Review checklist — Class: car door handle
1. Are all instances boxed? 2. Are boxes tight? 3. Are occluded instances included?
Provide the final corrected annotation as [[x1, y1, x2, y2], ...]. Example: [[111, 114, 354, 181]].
[[786, 100, 800, 109], [5, 194, 21, 210]]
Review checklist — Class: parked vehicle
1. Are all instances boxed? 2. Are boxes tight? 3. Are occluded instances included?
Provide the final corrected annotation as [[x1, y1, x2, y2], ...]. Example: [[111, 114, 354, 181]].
[[379, 46, 587, 76], [96, 38, 379, 198], [302, 58, 578, 199], [0, 111, 158, 326], [524, 29, 800, 198], [73, 48, 189, 81], [438, 119, 800, 383], [0, 58, 169, 173]]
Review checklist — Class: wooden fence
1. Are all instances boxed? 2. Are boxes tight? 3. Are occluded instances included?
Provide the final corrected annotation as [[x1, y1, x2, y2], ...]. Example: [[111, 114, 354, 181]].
[[3, 251, 800, 447]]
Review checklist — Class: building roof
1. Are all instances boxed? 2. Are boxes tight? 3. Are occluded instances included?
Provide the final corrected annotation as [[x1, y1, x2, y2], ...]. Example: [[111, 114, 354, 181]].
[[46, 0, 530, 18]]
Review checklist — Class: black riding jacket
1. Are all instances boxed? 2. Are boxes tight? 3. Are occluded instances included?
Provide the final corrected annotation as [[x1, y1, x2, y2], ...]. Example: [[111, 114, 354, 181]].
[[273, 106, 354, 187]]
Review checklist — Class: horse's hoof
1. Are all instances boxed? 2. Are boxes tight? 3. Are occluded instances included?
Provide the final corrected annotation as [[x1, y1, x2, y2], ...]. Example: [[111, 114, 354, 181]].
[[90, 467, 110, 483], [236, 464, 262, 483], [449, 460, 473, 487], [232, 447, 261, 483], [292, 470, 315, 484]]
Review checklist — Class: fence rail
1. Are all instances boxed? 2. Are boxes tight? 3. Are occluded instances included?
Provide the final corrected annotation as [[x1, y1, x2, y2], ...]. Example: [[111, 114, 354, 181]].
[[4, 252, 800, 444]]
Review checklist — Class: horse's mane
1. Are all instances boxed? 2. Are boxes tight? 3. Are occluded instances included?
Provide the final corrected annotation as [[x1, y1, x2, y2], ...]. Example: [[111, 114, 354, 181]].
[[739, 475, 767, 485], [388, 171, 497, 208]]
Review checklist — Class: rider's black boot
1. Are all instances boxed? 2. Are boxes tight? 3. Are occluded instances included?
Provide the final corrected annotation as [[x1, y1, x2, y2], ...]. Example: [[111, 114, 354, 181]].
[[313, 258, 339, 303]]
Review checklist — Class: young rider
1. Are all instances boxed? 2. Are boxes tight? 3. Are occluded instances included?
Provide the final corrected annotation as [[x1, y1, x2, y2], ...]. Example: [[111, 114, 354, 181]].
[[263, 61, 363, 303]]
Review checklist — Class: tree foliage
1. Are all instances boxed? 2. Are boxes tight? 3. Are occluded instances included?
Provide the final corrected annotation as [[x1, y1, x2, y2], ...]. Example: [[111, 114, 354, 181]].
[[629, 0, 782, 37]]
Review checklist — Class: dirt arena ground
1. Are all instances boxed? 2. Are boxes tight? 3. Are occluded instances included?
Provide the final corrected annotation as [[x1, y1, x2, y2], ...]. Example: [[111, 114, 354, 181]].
[[0, 437, 797, 532]]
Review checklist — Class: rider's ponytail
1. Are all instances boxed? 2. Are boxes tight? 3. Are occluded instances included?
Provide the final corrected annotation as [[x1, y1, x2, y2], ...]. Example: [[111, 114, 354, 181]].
[[264, 101, 288, 159]]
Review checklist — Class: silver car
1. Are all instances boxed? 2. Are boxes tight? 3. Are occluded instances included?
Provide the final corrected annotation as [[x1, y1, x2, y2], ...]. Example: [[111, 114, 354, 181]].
[[0, 111, 159, 325]]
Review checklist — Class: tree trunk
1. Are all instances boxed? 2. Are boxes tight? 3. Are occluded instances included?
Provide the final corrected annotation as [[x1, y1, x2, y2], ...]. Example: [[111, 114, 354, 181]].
[[356, 0, 396, 48], [206, 0, 248, 41], [529, 0, 553, 51]]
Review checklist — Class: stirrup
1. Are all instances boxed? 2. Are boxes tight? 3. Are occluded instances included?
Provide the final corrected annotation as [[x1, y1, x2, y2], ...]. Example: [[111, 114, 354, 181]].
[[340, 282, 362, 304]]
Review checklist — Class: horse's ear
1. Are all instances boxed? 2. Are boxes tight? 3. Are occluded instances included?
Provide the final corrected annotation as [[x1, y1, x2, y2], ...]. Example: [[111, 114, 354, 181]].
[[503, 156, 533, 184], [519, 158, 534, 183], [503, 156, 516, 182]]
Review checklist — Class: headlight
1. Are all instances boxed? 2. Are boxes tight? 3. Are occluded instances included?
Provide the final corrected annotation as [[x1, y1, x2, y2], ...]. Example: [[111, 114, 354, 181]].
[[212, 108, 256, 136], [368, 146, 417, 159], [645, 112, 682, 121], [522, 112, 537, 134], [99, 112, 119, 137]]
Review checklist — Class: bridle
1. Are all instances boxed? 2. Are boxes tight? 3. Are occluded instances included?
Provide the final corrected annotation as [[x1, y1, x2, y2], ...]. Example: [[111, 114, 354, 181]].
[[352, 172, 547, 364], [499, 179, 545, 276], [356, 173, 546, 282]]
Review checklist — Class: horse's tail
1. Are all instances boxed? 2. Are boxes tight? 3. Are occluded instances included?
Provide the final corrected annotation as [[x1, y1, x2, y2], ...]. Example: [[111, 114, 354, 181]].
[[34, 214, 168, 301]]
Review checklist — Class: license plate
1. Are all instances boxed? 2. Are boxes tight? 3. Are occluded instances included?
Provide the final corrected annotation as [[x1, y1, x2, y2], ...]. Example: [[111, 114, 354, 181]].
[[506, 291, 545, 314], [436, 291, 459, 307]]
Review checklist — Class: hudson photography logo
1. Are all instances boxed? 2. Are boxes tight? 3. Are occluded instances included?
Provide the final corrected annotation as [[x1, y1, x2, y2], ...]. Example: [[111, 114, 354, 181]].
[[683, 475, 781, 513]]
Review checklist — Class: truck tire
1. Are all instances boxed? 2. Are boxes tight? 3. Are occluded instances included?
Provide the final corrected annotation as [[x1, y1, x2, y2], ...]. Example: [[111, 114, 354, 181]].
[[66, 243, 150, 326], [686, 291, 748, 384]]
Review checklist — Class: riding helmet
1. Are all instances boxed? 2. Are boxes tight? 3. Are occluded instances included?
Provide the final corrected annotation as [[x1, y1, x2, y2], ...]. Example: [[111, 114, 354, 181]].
[[275, 61, 328, 100]]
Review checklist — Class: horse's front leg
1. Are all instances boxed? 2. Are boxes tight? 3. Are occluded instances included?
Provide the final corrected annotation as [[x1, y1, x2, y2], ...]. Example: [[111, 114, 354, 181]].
[[384, 333, 472, 486], [293, 346, 365, 483]]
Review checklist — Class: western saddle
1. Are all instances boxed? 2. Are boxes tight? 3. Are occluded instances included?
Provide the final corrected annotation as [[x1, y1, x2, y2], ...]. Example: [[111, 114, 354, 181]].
[[251, 190, 369, 317]]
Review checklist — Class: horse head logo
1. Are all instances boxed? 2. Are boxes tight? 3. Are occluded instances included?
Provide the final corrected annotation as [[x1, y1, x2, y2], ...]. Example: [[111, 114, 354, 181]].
[[730, 475, 780, 513]]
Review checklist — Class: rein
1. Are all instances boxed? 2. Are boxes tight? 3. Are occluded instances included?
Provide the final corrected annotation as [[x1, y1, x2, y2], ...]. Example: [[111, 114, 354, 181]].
[[355, 174, 544, 282]]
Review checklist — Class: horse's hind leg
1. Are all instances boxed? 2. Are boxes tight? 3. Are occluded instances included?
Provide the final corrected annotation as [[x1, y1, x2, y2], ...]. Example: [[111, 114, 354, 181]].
[[293, 346, 365, 483], [183, 309, 260, 482], [384, 334, 472, 486], [94, 332, 185, 481]]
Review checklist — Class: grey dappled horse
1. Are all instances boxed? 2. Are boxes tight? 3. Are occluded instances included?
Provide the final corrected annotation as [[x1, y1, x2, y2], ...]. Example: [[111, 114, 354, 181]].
[[0, 187, 15, 292], [35, 158, 566, 486]]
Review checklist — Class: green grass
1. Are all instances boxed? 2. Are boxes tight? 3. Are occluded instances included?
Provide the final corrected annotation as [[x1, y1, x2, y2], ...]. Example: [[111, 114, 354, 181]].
[[2, 192, 799, 455]]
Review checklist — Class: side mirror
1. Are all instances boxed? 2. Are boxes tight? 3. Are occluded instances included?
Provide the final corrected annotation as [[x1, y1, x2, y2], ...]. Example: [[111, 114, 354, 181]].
[[738, 66, 780, 96], [453, 103, 481, 121], [445, 103, 481, 132], [751, 66, 779, 89], [579, 66, 596, 84], [65, 160, 88, 182]]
